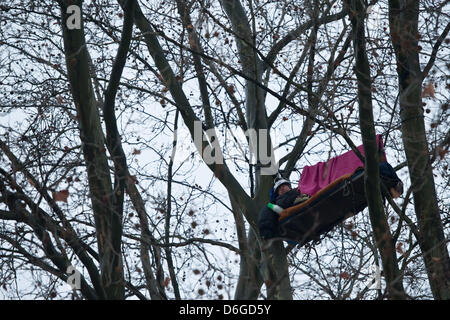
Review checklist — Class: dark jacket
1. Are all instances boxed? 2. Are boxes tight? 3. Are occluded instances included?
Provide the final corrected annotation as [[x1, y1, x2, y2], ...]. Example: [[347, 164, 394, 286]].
[[379, 161, 403, 193], [258, 189, 300, 240]]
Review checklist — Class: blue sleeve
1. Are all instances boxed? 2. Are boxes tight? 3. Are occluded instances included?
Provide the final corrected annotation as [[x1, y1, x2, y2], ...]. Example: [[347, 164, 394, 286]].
[[379, 162, 402, 189]]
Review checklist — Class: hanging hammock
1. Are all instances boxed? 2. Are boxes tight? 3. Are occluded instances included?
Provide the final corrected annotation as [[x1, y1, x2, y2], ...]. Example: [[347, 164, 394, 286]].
[[275, 135, 402, 245], [277, 167, 367, 245]]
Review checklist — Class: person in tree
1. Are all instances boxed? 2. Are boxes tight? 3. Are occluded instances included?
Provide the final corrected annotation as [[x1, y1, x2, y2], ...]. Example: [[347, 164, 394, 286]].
[[258, 162, 403, 241], [258, 177, 310, 240]]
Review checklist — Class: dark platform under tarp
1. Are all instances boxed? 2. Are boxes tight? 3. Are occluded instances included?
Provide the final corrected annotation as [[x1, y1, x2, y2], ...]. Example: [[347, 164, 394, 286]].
[[277, 168, 368, 245]]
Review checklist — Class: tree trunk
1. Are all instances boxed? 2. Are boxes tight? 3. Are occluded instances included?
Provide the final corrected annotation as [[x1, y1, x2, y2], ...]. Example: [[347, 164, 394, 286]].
[[60, 0, 126, 299], [220, 0, 292, 299], [260, 239, 293, 300], [234, 230, 264, 299], [388, 0, 450, 299], [348, 0, 406, 299]]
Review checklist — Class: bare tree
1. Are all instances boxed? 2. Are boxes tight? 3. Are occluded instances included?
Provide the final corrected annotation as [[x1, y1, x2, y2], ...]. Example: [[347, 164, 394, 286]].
[[388, 0, 450, 299], [0, 0, 448, 300]]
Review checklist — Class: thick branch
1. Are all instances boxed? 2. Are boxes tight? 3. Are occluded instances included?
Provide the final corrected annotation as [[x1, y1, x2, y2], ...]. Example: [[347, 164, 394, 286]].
[[128, 0, 258, 226], [348, 0, 406, 299], [60, 0, 123, 299]]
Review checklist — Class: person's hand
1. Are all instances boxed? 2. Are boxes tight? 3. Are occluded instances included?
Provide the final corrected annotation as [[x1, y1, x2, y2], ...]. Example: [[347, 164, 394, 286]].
[[390, 187, 401, 199]]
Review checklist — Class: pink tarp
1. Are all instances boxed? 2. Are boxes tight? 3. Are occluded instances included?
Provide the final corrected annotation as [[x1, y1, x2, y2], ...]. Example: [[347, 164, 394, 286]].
[[298, 135, 386, 196]]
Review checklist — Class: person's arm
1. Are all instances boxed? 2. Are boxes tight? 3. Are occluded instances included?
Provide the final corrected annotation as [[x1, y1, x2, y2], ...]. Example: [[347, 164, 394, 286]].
[[379, 162, 403, 198], [257, 207, 280, 240], [275, 189, 301, 208]]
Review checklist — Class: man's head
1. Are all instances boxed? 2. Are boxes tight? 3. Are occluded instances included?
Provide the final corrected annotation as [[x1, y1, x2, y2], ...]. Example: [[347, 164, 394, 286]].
[[273, 179, 292, 196]]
